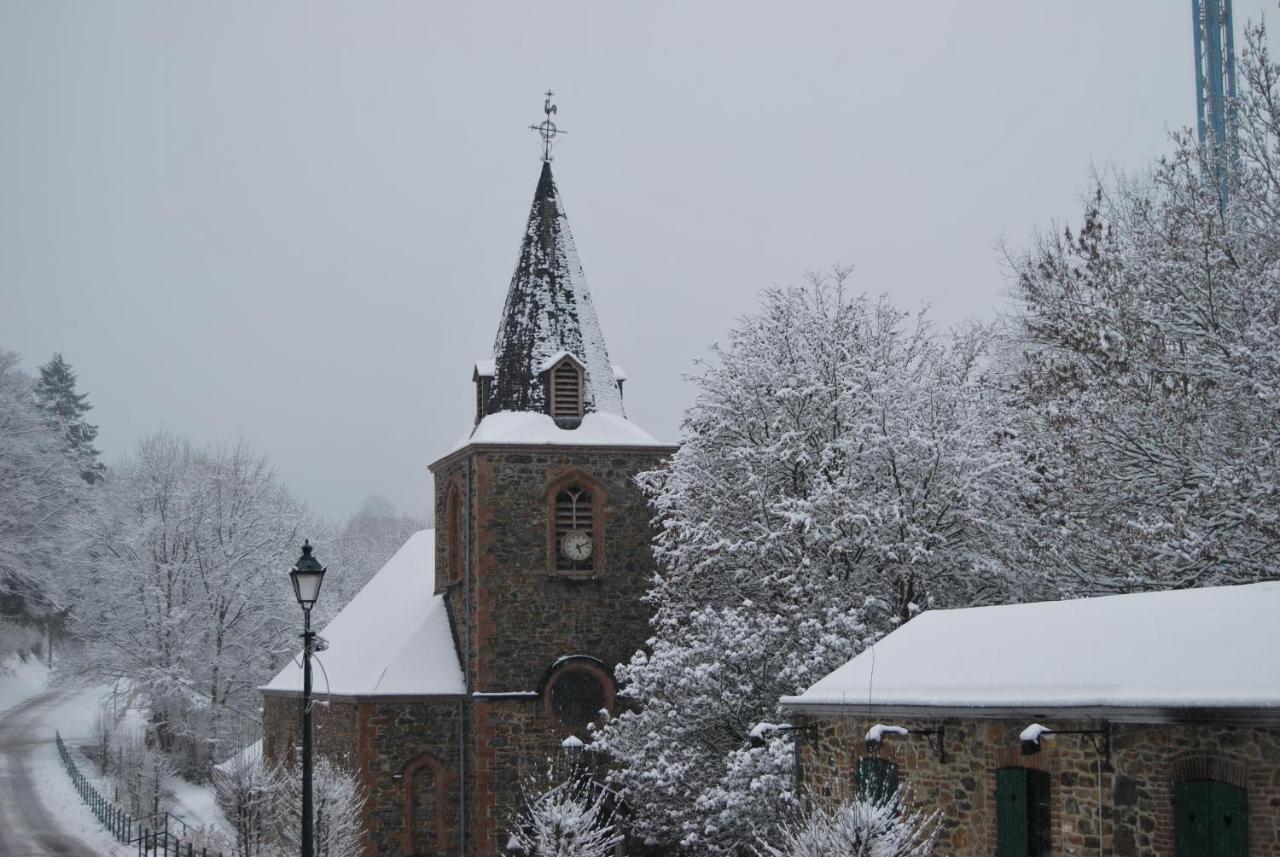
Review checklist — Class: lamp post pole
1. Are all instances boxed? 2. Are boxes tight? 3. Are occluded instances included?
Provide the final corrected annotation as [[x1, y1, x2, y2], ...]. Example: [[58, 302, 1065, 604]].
[[301, 604, 314, 857], [289, 540, 326, 857]]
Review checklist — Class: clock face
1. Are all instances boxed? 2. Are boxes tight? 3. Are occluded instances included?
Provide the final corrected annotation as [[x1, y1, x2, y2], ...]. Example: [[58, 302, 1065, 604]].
[[560, 529, 593, 562]]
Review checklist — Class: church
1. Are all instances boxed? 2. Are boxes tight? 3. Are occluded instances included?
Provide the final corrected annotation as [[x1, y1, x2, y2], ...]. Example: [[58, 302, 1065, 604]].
[[261, 108, 676, 856]]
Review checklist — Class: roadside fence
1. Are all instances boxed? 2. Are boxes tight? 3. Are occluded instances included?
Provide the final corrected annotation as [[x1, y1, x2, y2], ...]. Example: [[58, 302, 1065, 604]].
[[55, 730, 224, 857]]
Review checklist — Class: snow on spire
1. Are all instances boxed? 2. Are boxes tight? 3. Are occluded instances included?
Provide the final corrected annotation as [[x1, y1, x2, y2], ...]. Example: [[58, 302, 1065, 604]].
[[488, 161, 625, 418]]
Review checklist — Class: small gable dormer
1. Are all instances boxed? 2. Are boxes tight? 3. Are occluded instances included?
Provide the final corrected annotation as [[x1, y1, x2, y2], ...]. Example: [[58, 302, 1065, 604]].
[[541, 352, 585, 427], [473, 360, 494, 425]]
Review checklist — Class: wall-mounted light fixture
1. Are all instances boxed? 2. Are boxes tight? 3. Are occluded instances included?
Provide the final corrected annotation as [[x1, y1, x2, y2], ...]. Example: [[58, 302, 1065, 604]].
[[1019, 721, 1111, 770], [865, 723, 947, 762], [749, 722, 817, 749]]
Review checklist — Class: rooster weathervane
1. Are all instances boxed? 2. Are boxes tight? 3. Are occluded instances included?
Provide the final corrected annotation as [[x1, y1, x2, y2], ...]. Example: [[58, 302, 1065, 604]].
[[529, 90, 566, 162]]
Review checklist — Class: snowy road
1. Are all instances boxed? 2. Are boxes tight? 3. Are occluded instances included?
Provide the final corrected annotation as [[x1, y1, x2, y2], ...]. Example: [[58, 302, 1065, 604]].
[[0, 688, 99, 856]]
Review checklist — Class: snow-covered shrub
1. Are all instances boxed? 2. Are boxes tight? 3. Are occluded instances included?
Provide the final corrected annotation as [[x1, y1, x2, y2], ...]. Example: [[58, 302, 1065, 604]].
[[757, 792, 938, 857], [272, 753, 366, 857], [507, 761, 622, 857], [115, 727, 175, 818], [214, 742, 280, 857]]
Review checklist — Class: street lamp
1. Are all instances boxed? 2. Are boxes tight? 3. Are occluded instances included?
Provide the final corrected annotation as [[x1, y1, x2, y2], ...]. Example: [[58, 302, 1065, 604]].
[[290, 540, 326, 857]]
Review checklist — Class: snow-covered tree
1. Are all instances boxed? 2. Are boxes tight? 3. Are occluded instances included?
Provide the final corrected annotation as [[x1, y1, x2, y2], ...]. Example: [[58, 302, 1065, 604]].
[[73, 433, 308, 779], [600, 273, 1039, 853], [757, 792, 938, 857], [214, 743, 280, 857], [33, 352, 104, 484], [0, 350, 84, 657], [1008, 20, 1280, 593], [507, 759, 622, 857]]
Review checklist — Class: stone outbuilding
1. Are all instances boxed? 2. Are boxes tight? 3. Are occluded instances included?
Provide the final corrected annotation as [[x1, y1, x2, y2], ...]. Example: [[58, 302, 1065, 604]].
[[780, 582, 1280, 857], [262, 137, 676, 855]]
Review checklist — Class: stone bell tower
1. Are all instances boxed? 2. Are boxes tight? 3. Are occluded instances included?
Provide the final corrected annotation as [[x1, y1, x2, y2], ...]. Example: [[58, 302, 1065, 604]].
[[426, 97, 676, 855], [264, 97, 674, 857]]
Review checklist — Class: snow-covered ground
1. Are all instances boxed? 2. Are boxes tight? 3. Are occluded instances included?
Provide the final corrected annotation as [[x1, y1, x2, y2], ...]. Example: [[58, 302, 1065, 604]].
[[0, 657, 133, 855], [0, 653, 51, 715], [0, 658, 230, 854]]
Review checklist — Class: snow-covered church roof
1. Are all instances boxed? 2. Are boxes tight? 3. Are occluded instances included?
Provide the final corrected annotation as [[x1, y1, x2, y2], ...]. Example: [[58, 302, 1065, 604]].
[[262, 530, 464, 698], [486, 161, 624, 417], [782, 582, 1280, 720], [448, 410, 671, 455]]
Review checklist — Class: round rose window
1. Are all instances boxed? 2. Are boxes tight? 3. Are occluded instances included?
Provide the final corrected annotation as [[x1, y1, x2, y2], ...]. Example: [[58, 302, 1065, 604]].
[[546, 665, 610, 728]]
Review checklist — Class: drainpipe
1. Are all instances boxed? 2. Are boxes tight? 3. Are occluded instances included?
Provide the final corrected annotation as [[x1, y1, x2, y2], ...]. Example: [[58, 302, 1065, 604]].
[[1097, 755, 1104, 857]]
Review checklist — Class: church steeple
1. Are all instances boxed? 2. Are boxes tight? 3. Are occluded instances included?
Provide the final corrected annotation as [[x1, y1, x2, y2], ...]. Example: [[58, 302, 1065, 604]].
[[480, 155, 624, 424]]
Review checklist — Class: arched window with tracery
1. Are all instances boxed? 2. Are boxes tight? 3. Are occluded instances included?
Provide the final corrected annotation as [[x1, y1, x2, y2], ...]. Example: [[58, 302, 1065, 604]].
[[553, 483, 595, 573]]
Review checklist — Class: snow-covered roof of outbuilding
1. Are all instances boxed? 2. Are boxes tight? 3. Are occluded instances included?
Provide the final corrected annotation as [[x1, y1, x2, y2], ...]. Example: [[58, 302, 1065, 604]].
[[781, 582, 1280, 720], [262, 530, 464, 698]]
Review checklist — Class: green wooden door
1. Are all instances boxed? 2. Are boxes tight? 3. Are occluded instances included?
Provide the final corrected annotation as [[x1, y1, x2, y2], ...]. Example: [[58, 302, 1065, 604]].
[[856, 757, 899, 807], [1175, 780, 1248, 857], [996, 768, 1028, 857], [997, 768, 1051, 857]]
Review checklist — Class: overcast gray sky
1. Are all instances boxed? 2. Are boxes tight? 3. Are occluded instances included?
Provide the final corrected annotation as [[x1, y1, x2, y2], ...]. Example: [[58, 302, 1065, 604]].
[[2, 2, 1272, 520]]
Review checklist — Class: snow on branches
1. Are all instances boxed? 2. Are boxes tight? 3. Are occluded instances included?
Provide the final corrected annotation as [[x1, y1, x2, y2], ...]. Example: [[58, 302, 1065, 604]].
[[506, 758, 622, 857], [757, 792, 939, 857], [599, 272, 1035, 853], [1009, 20, 1280, 593], [73, 433, 310, 779]]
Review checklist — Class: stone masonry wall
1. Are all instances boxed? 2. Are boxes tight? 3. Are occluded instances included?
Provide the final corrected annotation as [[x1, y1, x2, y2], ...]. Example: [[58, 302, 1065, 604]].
[[262, 693, 361, 774], [433, 454, 472, 680], [469, 446, 668, 691], [795, 714, 1280, 856], [262, 694, 465, 857], [359, 700, 465, 857], [450, 443, 672, 856]]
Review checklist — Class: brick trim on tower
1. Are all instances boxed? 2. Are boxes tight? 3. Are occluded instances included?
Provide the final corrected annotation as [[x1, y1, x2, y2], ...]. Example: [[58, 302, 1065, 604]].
[[545, 468, 609, 577], [402, 752, 457, 855]]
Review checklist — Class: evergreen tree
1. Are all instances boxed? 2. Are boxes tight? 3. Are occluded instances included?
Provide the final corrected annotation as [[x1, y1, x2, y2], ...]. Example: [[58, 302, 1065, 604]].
[[34, 352, 104, 483]]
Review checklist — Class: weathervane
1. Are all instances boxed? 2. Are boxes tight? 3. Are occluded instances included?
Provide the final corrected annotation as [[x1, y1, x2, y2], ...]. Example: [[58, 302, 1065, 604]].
[[529, 90, 566, 162]]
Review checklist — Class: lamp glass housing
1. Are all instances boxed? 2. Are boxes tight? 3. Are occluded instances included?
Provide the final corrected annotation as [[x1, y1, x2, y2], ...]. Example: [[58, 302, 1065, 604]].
[[291, 568, 324, 608], [290, 541, 326, 610]]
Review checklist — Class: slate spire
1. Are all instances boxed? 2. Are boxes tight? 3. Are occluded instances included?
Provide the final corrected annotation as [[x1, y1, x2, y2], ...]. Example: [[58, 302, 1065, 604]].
[[486, 162, 624, 418]]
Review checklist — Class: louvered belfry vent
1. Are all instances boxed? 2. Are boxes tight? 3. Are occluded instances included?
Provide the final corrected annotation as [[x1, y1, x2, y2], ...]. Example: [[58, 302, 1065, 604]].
[[551, 358, 584, 419], [555, 485, 593, 572]]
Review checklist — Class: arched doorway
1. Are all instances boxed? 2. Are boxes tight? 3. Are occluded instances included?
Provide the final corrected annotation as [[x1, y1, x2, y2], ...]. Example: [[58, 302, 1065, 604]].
[[1174, 779, 1248, 857]]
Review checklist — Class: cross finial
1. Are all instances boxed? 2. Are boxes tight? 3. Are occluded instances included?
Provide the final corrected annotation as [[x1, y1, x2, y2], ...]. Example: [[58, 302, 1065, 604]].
[[529, 90, 566, 162]]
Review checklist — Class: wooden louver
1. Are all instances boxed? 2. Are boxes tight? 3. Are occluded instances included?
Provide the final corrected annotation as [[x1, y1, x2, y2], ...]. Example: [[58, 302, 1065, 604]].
[[550, 358, 583, 418], [555, 485, 593, 571]]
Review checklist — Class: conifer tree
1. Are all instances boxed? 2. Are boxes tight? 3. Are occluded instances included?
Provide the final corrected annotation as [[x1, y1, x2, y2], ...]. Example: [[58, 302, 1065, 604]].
[[34, 352, 104, 483]]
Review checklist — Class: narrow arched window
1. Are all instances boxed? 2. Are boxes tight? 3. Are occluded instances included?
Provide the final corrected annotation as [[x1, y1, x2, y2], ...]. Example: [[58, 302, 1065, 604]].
[[446, 483, 463, 583], [554, 484, 594, 572], [550, 357, 583, 420]]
